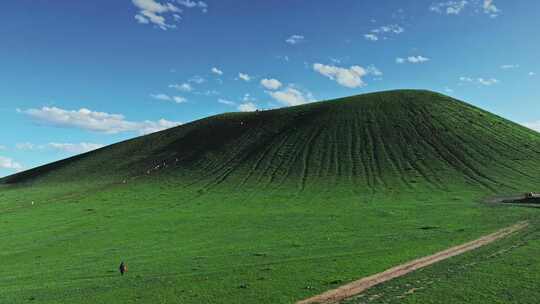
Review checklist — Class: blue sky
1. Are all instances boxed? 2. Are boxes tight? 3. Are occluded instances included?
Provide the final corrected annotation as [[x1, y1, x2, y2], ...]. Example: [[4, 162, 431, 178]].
[[1, 0, 539, 176]]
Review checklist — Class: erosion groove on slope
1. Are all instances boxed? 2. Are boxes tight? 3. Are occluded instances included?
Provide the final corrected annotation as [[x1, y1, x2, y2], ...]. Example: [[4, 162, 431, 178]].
[[2, 90, 539, 192]]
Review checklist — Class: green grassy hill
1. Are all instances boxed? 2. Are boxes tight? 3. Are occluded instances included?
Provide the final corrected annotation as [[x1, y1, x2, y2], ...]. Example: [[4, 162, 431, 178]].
[[3, 89, 539, 191], [1, 90, 539, 303]]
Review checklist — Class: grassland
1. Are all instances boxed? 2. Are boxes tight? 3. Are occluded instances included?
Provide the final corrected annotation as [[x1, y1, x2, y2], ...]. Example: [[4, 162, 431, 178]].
[[343, 214, 540, 304], [1, 90, 539, 303]]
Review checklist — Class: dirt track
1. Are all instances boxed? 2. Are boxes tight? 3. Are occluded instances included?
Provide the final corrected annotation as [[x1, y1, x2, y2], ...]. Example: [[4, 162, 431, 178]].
[[296, 221, 529, 304]]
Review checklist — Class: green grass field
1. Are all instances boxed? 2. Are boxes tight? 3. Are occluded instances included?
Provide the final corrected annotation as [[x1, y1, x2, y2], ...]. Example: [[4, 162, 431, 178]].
[[1, 90, 539, 303], [343, 214, 540, 304]]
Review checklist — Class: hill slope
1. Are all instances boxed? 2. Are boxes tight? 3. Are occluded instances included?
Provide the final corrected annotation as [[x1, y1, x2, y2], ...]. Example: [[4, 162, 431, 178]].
[[1, 90, 540, 304], [3, 90, 540, 192]]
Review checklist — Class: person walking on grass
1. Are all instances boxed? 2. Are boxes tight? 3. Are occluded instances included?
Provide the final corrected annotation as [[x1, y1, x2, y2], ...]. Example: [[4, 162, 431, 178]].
[[119, 261, 128, 276]]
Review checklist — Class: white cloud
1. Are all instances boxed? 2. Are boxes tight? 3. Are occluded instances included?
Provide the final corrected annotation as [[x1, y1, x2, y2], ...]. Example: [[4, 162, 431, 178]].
[[371, 24, 404, 34], [477, 78, 499, 86], [242, 93, 252, 102], [460, 76, 499, 86], [364, 34, 379, 41], [444, 87, 454, 93], [15, 142, 105, 154], [529, 72, 536, 76], [178, 0, 208, 12], [483, 0, 500, 17], [286, 35, 305, 45], [268, 86, 315, 106], [238, 73, 251, 82], [169, 83, 193, 92], [16, 142, 35, 150], [132, 0, 208, 29], [197, 1, 208, 13], [211, 67, 223, 75], [524, 121, 540, 132], [172, 96, 187, 103], [0, 156, 22, 171], [20, 106, 181, 135], [150, 93, 172, 101], [365, 24, 404, 41], [189, 75, 205, 84], [500, 64, 519, 69], [194, 90, 220, 96], [313, 63, 368, 88], [430, 0, 500, 17], [407, 56, 430, 63], [396, 56, 430, 64], [177, 0, 196, 7], [132, 0, 182, 30], [218, 98, 235, 106], [430, 1, 468, 15], [151, 93, 186, 103], [135, 14, 150, 24], [366, 65, 383, 76], [238, 102, 257, 112], [48, 143, 105, 154], [260, 78, 283, 90]]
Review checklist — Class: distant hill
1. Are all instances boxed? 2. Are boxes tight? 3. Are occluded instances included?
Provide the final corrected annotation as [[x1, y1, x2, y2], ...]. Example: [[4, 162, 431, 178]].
[[3, 89, 540, 192]]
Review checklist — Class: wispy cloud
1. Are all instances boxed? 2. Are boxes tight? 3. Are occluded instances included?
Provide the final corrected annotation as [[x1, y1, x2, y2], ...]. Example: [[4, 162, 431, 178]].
[[150, 93, 186, 104], [430, 0, 501, 17], [15, 142, 105, 154], [238, 73, 251, 82], [168, 83, 193, 92], [500, 64, 519, 70], [260, 78, 283, 90], [430, 1, 468, 15], [396, 56, 430, 64], [268, 86, 315, 106], [459, 76, 499, 86], [132, 0, 182, 30], [364, 24, 404, 41], [211, 67, 223, 75], [19, 106, 181, 135], [364, 34, 379, 41], [15, 142, 35, 151], [132, 0, 208, 30], [483, 0, 500, 18], [238, 102, 257, 112], [286, 35, 305, 45], [0, 156, 22, 171], [48, 142, 105, 154], [366, 65, 383, 76], [314, 63, 367, 88], [177, 0, 208, 13], [477, 78, 499, 86], [188, 75, 206, 84], [218, 98, 236, 106], [371, 24, 404, 34], [313, 63, 382, 88]]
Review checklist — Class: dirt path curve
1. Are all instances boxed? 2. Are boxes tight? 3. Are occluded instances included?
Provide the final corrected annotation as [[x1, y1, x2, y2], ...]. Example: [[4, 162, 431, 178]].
[[296, 221, 529, 304]]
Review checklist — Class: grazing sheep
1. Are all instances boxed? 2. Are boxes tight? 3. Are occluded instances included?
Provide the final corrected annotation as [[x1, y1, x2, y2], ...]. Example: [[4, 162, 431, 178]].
[[119, 261, 128, 276]]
